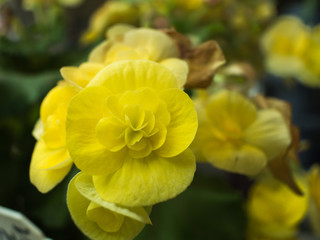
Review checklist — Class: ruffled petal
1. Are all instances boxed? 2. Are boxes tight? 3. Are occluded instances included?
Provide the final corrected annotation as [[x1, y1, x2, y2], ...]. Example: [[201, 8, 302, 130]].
[[156, 89, 198, 157], [30, 140, 72, 193], [66, 117, 126, 175], [67, 173, 149, 240], [93, 148, 196, 207], [75, 172, 151, 224], [88, 60, 178, 93]]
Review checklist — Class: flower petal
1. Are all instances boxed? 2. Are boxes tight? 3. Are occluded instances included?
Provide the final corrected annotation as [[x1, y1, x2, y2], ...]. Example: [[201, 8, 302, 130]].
[[245, 109, 291, 161], [66, 87, 125, 175], [40, 85, 77, 122], [160, 58, 189, 89], [156, 89, 198, 157], [88, 60, 178, 93], [88, 40, 113, 63], [66, 118, 126, 175], [67, 173, 148, 240], [202, 142, 267, 175], [124, 28, 179, 61], [30, 140, 72, 193], [75, 172, 151, 224], [93, 148, 196, 207], [206, 90, 257, 130]]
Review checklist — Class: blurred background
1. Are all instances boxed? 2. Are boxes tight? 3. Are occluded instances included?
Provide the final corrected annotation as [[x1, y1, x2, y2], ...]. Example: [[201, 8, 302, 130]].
[[0, 0, 319, 239]]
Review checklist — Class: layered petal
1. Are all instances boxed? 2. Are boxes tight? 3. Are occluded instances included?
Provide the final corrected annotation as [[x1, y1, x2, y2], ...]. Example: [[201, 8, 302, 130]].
[[93, 148, 196, 207], [66, 87, 126, 175], [88, 60, 179, 92], [67, 173, 149, 240], [156, 89, 198, 157], [30, 140, 72, 193]]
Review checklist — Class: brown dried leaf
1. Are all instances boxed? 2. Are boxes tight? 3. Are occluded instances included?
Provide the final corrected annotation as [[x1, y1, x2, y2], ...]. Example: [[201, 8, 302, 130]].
[[184, 40, 226, 89], [268, 149, 303, 195]]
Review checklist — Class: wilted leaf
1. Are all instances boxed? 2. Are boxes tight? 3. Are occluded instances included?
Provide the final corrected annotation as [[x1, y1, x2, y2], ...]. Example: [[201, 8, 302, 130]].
[[184, 40, 226, 89]]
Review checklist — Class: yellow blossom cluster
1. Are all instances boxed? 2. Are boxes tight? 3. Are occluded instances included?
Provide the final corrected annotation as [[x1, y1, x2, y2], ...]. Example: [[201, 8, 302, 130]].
[[29, 18, 304, 240], [30, 24, 230, 239], [261, 16, 320, 87]]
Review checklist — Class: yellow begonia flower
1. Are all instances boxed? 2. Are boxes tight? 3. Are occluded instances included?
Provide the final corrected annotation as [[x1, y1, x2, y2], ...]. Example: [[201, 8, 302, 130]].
[[261, 16, 320, 87], [30, 84, 77, 193], [191, 90, 291, 175], [247, 177, 308, 239], [80, 1, 139, 44], [67, 172, 151, 240], [308, 165, 320, 235], [88, 25, 189, 89], [66, 60, 197, 206], [261, 16, 310, 80]]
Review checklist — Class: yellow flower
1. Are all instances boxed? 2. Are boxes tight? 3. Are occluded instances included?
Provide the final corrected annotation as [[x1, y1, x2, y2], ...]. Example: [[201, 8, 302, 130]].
[[308, 165, 320, 235], [67, 172, 151, 240], [191, 90, 291, 175], [66, 60, 198, 206], [80, 1, 139, 44], [261, 16, 310, 80], [30, 84, 77, 193], [247, 176, 308, 239]]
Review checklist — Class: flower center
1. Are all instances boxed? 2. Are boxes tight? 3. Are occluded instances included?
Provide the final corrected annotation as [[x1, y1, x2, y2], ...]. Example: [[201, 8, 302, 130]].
[[95, 88, 170, 158]]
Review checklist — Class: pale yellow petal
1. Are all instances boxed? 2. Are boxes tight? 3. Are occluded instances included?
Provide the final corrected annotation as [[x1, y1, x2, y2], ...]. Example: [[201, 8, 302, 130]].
[[75, 172, 151, 224], [156, 89, 198, 158], [88, 40, 113, 63], [202, 142, 267, 175], [245, 109, 291, 161], [67, 174, 148, 240], [88, 60, 178, 92], [123, 28, 179, 61], [61, 63, 104, 88], [160, 58, 189, 89], [30, 140, 72, 193], [106, 24, 135, 42], [93, 148, 196, 207]]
